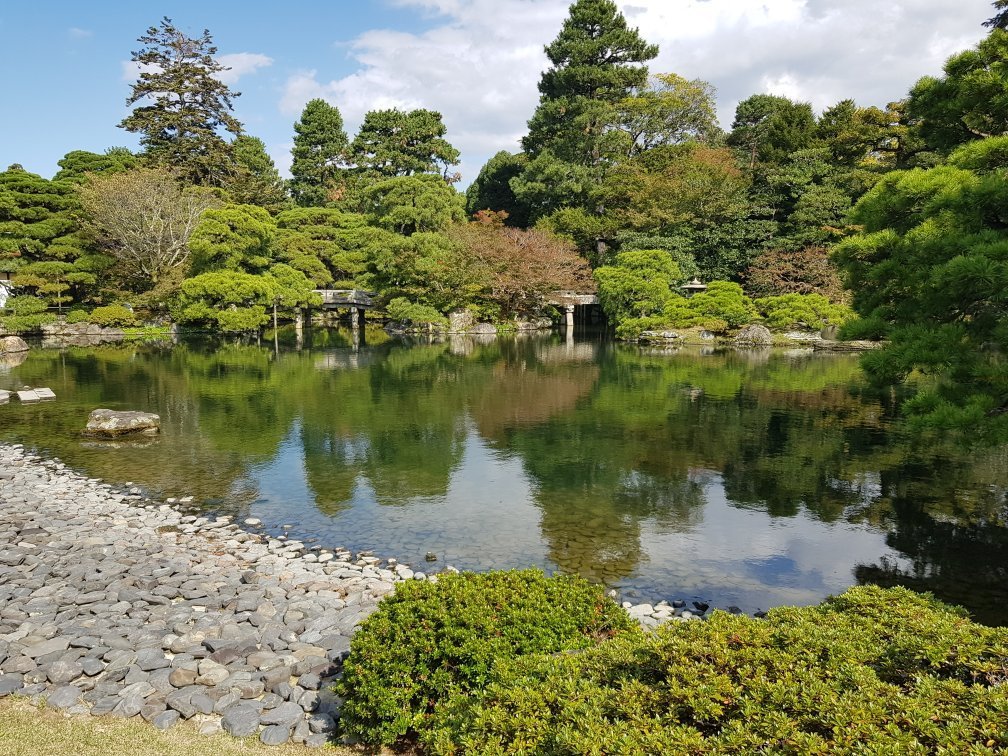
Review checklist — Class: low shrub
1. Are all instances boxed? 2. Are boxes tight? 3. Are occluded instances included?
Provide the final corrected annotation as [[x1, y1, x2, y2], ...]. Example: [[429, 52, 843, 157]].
[[336, 570, 637, 748], [755, 292, 855, 331], [0, 295, 55, 333], [614, 315, 669, 340], [386, 297, 448, 327], [64, 308, 90, 324], [88, 304, 137, 328], [426, 585, 1008, 755]]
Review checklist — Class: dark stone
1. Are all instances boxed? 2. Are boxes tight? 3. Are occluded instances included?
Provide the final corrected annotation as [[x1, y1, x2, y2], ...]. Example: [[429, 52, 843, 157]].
[[221, 703, 261, 737]]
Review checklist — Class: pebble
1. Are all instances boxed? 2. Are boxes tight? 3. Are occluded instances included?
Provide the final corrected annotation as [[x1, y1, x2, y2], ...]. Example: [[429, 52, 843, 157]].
[[0, 443, 420, 747]]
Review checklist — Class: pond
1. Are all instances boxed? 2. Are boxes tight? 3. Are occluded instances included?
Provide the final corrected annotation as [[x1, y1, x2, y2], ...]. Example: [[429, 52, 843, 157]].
[[1, 328, 1006, 624]]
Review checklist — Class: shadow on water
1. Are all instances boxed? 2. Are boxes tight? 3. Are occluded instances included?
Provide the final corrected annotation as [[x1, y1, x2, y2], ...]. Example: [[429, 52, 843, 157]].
[[1, 327, 1006, 624]]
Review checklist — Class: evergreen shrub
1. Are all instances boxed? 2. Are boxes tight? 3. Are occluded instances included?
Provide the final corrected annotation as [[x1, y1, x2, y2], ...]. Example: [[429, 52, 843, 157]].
[[336, 570, 636, 748], [422, 586, 1008, 755], [88, 304, 137, 328]]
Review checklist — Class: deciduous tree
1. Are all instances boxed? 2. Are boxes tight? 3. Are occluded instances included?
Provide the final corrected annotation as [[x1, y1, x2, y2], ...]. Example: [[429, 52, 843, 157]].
[[77, 168, 219, 291]]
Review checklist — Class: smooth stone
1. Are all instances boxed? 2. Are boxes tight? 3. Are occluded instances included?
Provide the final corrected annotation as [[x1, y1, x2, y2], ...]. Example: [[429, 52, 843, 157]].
[[46, 685, 83, 709], [221, 703, 261, 737], [151, 709, 180, 730], [259, 700, 303, 727], [260, 724, 291, 746]]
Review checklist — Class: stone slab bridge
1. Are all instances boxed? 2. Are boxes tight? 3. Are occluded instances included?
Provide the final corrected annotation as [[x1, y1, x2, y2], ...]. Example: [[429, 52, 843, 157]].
[[313, 290, 377, 331], [314, 289, 599, 330], [547, 291, 600, 329]]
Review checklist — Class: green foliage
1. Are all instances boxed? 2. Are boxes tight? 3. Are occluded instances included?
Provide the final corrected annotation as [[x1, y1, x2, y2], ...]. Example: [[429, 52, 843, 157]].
[[0, 295, 55, 333], [609, 72, 721, 155], [364, 175, 465, 235], [428, 586, 1008, 755], [54, 148, 137, 183], [833, 147, 1008, 437], [595, 249, 681, 323], [64, 308, 89, 324], [228, 135, 288, 211], [613, 315, 669, 340], [465, 151, 529, 226], [88, 304, 137, 328], [119, 17, 242, 186], [947, 134, 1008, 171], [728, 93, 817, 168], [671, 281, 757, 330], [351, 108, 460, 182], [616, 231, 700, 280], [756, 293, 854, 331], [907, 30, 1008, 153], [290, 99, 350, 207], [174, 270, 276, 332], [523, 0, 658, 165], [190, 204, 276, 274], [336, 569, 636, 748], [385, 297, 449, 326]]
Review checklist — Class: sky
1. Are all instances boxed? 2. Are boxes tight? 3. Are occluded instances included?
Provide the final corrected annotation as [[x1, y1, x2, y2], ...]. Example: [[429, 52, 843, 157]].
[[0, 1, 994, 187]]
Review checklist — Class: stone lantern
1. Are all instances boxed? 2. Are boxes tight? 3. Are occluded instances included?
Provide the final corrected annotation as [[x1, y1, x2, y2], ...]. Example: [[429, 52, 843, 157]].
[[682, 278, 707, 298]]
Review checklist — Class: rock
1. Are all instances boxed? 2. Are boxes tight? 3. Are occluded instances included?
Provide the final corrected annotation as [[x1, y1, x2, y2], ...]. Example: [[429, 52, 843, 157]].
[[46, 685, 83, 709], [83, 409, 161, 438], [0, 336, 29, 354], [0, 674, 24, 696], [221, 703, 261, 737], [260, 701, 303, 727], [734, 323, 773, 346], [168, 668, 197, 688], [151, 710, 180, 730], [260, 725, 292, 746], [447, 309, 475, 334], [45, 659, 84, 684]]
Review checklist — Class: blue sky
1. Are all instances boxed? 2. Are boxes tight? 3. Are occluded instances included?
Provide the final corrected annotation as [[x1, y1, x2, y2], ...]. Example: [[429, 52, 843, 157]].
[[0, 1, 993, 186]]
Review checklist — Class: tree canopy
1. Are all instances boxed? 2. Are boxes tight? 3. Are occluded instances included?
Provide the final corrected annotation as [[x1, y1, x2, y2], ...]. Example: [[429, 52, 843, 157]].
[[119, 17, 242, 186]]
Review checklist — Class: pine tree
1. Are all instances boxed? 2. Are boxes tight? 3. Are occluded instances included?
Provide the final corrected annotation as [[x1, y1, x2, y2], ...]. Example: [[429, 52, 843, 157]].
[[289, 99, 349, 207], [230, 135, 288, 211], [523, 0, 657, 166], [119, 17, 243, 186], [350, 108, 460, 181]]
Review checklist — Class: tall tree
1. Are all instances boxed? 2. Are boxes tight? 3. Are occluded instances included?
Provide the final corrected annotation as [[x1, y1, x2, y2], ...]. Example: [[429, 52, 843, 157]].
[[229, 135, 288, 211], [350, 108, 460, 182], [728, 94, 816, 169], [984, 0, 1008, 28], [119, 17, 243, 186], [610, 73, 721, 156], [906, 30, 1008, 153], [289, 99, 350, 206], [465, 151, 530, 226], [523, 0, 658, 166]]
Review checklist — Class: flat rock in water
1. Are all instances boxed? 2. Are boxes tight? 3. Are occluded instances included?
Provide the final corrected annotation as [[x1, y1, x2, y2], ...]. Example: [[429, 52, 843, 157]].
[[16, 390, 40, 403], [34, 387, 55, 400], [0, 390, 9, 404], [84, 409, 161, 437]]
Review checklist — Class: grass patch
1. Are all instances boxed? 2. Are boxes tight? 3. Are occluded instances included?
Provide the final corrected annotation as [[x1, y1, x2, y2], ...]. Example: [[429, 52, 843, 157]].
[[0, 697, 355, 756]]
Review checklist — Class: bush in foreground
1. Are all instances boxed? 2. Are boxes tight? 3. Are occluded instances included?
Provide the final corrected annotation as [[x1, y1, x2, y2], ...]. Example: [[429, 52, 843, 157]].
[[340, 580, 1008, 754], [88, 304, 137, 328], [336, 570, 637, 748]]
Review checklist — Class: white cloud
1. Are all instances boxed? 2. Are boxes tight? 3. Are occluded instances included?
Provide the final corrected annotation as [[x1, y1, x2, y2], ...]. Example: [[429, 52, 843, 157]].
[[68, 27, 92, 39], [277, 0, 993, 183], [216, 52, 274, 85]]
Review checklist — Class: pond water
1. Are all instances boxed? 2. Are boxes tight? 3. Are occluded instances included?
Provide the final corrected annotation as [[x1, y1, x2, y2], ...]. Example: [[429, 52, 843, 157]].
[[1, 328, 1006, 624]]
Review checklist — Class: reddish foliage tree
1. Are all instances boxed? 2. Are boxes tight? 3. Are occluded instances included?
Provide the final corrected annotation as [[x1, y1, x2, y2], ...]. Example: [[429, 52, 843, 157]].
[[450, 223, 594, 318], [743, 246, 847, 303]]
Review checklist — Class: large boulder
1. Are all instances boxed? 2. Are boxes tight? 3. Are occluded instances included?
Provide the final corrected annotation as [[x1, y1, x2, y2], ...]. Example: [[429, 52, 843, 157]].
[[0, 336, 29, 354], [733, 324, 773, 346], [84, 409, 161, 437]]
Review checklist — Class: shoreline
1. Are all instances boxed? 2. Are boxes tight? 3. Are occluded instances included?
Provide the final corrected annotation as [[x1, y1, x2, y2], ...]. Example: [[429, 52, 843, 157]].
[[0, 442, 698, 747]]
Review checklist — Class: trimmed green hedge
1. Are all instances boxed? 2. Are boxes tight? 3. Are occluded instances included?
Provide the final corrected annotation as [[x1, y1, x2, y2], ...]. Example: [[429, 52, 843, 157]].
[[339, 581, 1008, 754], [336, 570, 637, 748]]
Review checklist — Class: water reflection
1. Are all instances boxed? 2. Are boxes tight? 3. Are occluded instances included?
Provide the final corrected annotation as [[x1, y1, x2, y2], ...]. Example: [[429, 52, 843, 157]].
[[0, 330, 1005, 624]]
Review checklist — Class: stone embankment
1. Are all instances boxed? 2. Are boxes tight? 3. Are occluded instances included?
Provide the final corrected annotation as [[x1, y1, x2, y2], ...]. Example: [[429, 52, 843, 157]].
[[0, 443, 417, 746], [0, 443, 707, 747]]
